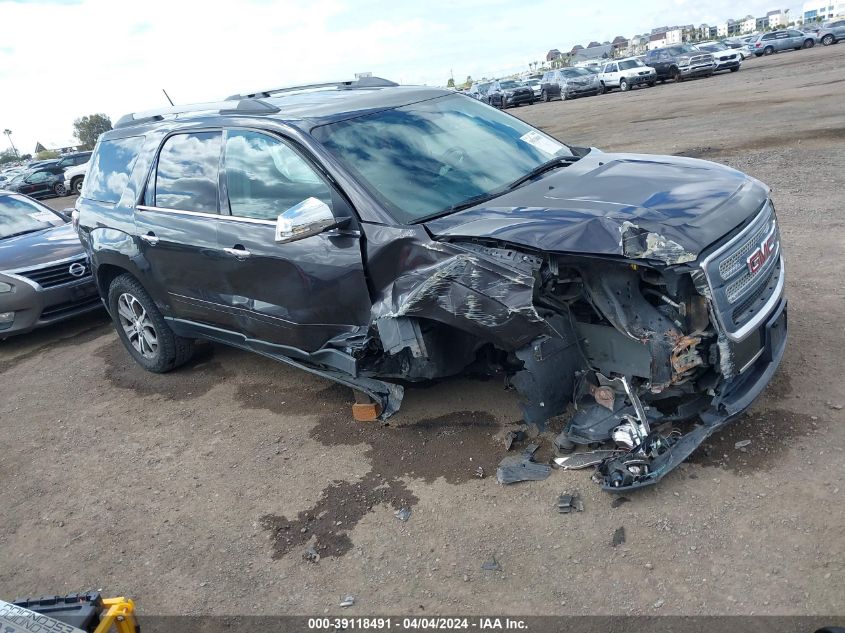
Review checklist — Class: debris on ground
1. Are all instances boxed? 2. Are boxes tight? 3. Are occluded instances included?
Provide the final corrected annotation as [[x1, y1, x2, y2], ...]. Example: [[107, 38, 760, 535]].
[[394, 507, 412, 522], [303, 545, 320, 563], [481, 556, 502, 572], [611, 496, 630, 509], [734, 439, 752, 449], [612, 526, 626, 547], [827, 401, 842, 410], [653, 598, 665, 609], [557, 491, 584, 514], [504, 429, 527, 451], [496, 443, 552, 484], [553, 450, 622, 470], [474, 466, 485, 479], [340, 596, 355, 608]]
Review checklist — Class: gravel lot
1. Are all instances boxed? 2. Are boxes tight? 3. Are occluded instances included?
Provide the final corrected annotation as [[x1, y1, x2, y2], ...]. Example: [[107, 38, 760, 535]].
[[2, 45, 843, 617]]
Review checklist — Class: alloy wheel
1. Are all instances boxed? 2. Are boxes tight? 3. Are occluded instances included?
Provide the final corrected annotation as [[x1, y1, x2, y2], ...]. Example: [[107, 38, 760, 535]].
[[117, 292, 159, 359]]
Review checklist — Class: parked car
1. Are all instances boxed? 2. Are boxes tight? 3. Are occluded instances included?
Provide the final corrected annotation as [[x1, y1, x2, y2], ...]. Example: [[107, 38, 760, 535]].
[[695, 42, 742, 72], [467, 81, 495, 104], [720, 38, 754, 59], [75, 76, 787, 491], [487, 79, 534, 108], [521, 78, 542, 100], [539, 67, 601, 100], [818, 18, 845, 45], [4, 167, 67, 198], [644, 45, 715, 82], [56, 151, 92, 170], [597, 57, 656, 92], [63, 161, 89, 196], [751, 29, 816, 56], [0, 191, 100, 337]]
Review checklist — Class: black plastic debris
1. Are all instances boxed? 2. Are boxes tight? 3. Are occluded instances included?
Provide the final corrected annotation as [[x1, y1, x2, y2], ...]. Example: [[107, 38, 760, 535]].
[[504, 429, 527, 451], [496, 443, 552, 484], [481, 556, 502, 572], [394, 507, 412, 522], [611, 496, 630, 509], [612, 526, 626, 547], [557, 491, 584, 514]]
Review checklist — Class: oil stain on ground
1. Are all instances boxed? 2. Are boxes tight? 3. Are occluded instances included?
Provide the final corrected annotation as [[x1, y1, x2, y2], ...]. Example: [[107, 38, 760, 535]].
[[95, 339, 233, 400], [260, 409, 505, 560], [689, 407, 822, 474]]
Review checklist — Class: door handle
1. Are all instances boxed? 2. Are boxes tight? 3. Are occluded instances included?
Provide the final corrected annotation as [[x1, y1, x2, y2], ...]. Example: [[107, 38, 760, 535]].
[[224, 246, 252, 259], [140, 232, 159, 246]]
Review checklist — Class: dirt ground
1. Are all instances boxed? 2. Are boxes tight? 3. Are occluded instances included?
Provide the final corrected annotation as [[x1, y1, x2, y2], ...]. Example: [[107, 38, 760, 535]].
[[2, 45, 843, 617]]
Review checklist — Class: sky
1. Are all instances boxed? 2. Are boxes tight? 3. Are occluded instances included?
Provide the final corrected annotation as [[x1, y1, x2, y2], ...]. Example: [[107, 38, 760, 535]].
[[0, 0, 797, 155]]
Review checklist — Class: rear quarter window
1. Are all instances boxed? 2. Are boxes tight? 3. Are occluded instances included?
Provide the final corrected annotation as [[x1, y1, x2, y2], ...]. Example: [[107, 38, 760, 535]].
[[84, 136, 144, 203]]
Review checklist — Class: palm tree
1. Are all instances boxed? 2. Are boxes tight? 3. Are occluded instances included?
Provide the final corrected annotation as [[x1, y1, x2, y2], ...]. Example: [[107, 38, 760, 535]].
[[3, 129, 18, 157]]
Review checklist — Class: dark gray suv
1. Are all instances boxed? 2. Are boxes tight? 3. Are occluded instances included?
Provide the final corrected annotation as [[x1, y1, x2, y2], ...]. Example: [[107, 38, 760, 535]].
[[75, 77, 787, 491]]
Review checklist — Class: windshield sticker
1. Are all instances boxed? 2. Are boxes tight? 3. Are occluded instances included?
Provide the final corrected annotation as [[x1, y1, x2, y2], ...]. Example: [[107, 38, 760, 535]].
[[519, 131, 565, 156]]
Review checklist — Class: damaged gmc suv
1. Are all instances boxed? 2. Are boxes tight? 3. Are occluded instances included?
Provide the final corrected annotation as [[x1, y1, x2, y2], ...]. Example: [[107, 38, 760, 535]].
[[75, 77, 787, 491]]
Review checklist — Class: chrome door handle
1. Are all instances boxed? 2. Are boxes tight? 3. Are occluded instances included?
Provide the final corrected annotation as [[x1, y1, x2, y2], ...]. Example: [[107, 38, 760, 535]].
[[224, 247, 251, 259], [140, 233, 159, 246]]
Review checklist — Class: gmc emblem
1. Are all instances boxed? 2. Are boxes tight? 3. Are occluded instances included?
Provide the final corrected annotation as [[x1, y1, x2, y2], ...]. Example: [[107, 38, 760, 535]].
[[746, 226, 778, 275]]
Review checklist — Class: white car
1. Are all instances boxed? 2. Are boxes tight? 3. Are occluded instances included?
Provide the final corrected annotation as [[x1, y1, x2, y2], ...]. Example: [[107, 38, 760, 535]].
[[63, 160, 89, 196], [521, 78, 542, 99], [598, 57, 656, 92]]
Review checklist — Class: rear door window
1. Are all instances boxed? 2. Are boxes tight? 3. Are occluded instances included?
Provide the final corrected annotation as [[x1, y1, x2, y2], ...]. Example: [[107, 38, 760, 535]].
[[84, 136, 144, 203], [223, 130, 332, 221], [154, 132, 222, 213]]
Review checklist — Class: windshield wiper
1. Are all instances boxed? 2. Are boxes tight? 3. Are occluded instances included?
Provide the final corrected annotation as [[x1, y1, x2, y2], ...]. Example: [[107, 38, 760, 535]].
[[507, 155, 580, 190]]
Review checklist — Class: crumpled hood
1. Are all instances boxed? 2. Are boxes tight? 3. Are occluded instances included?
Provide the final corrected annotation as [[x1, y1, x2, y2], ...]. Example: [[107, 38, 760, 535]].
[[424, 150, 770, 264], [0, 223, 84, 270]]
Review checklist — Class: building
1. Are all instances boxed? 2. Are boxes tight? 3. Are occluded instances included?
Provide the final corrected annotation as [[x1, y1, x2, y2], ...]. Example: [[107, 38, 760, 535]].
[[767, 9, 789, 27], [717, 19, 741, 37], [741, 15, 757, 33], [571, 43, 614, 61], [546, 49, 562, 62], [34, 140, 82, 155], [803, 0, 845, 21], [628, 34, 648, 55], [648, 31, 667, 50]]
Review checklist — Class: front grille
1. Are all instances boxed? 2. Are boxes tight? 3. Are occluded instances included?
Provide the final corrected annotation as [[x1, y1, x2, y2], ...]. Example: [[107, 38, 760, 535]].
[[17, 257, 91, 288], [702, 202, 784, 340], [41, 295, 100, 320]]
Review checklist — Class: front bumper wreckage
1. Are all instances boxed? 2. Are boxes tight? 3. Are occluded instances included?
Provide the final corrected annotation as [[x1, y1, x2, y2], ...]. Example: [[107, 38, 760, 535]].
[[295, 196, 787, 493]]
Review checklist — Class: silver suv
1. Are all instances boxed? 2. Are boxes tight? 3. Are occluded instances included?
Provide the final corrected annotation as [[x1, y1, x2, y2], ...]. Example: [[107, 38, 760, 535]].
[[751, 29, 816, 56], [819, 19, 845, 45]]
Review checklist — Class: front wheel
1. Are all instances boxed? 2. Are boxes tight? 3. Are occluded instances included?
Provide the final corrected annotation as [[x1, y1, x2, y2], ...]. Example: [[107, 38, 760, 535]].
[[730, 66, 739, 72], [108, 274, 195, 373], [597, 82, 605, 94], [803, 39, 815, 49], [648, 80, 656, 87], [620, 78, 629, 91], [821, 34, 835, 45], [672, 67, 683, 82]]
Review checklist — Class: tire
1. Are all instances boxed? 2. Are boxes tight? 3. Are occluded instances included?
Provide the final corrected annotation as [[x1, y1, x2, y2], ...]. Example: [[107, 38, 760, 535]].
[[620, 78, 629, 92], [755, 53, 764, 57], [648, 81, 656, 87], [730, 66, 739, 72], [763, 46, 775, 55], [108, 273, 194, 373], [71, 176, 83, 195], [528, 99, 534, 106], [803, 39, 815, 49], [672, 67, 683, 82], [597, 82, 605, 94], [53, 182, 67, 196], [542, 90, 549, 102], [821, 34, 835, 45]]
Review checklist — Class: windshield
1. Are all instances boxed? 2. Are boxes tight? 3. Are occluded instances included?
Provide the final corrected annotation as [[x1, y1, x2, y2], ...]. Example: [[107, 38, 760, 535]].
[[498, 80, 519, 89], [0, 193, 63, 239], [702, 43, 727, 51], [668, 45, 698, 55], [561, 69, 581, 78], [618, 59, 645, 69], [313, 94, 573, 223], [523, 79, 539, 86]]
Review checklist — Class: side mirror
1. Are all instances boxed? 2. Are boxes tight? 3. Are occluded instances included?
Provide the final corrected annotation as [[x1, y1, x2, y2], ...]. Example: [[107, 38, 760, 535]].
[[275, 197, 339, 244]]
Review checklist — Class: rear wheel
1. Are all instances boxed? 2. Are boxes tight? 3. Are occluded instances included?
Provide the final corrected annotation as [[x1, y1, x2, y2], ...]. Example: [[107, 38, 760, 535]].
[[71, 176, 83, 195], [542, 90, 550, 102], [803, 39, 815, 48], [763, 45, 775, 55], [821, 34, 835, 45], [108, 273, 194, 373], [53, 182, 67, 196]]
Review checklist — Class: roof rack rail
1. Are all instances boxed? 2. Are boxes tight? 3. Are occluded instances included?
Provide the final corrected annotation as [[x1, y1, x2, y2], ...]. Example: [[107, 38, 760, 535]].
[[114, 98, 281, 129], [225, 76, 398, 100]]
